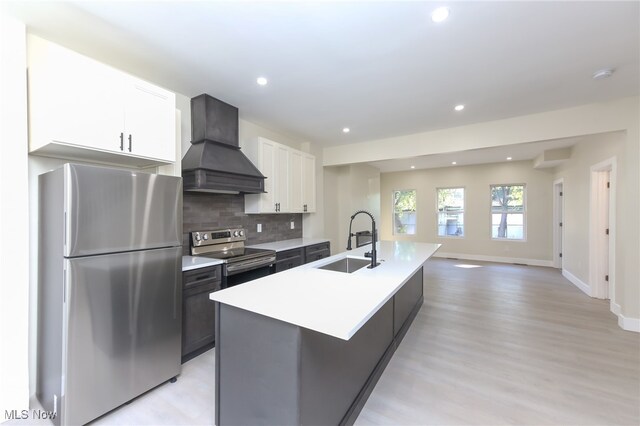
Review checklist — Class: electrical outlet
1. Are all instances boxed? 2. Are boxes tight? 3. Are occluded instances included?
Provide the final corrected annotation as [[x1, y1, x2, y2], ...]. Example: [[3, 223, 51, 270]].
[[290, 221, 295, 230], [257, 224, 262, 233]]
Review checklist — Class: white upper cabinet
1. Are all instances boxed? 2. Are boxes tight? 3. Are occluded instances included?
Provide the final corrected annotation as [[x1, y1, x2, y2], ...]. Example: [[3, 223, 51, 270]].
[[27, 35, 176, 167], [288, 150, 304, 213], [245, 137, 290, 213], [302, 153, 316, 213], [123, 77, 176, 161], [244, 137, 315, 214]]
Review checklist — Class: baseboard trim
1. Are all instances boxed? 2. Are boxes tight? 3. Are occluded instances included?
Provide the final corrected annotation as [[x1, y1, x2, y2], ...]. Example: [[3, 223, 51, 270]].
[[618, 314, 640, 333], [433, 252, 554, 267], [561, 269, 591, 296], [611, 301, 621, 316]]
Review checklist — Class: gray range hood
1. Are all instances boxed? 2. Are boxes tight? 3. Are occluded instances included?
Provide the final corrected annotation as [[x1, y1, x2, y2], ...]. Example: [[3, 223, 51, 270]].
[[182, 94, 265, 194]]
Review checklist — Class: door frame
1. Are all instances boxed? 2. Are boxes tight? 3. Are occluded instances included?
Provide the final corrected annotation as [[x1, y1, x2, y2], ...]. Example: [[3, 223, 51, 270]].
[[589, 157, 616, 307], [552, 178, 564, 269]]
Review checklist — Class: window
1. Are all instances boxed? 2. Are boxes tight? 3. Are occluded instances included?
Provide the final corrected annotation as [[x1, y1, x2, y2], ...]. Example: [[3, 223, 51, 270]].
[[437, 187, 465, 237], [491, 184, 525, 240], [393, 189, 416, 235]]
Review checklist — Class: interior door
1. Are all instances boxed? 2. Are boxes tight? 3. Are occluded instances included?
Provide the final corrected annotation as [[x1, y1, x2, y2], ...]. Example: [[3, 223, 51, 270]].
[[63, 247, 182, 426]]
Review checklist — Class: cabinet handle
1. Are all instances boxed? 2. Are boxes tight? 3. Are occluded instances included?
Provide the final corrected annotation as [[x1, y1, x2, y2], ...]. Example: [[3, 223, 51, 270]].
[[275, 203, 278, 212], [128, 134, 132, 152], [119, 132, 124, 151], [304, 204, 307, 212]]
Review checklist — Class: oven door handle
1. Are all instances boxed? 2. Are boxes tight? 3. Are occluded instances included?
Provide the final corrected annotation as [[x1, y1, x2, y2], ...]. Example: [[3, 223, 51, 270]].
[[225, 256, 276, 275]]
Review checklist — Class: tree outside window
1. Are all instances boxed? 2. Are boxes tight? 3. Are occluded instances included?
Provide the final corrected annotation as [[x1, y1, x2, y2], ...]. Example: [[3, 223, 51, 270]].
[[437, 187, 464, 237], [491, 184, 525, 240], [393, 189, 416, 235]]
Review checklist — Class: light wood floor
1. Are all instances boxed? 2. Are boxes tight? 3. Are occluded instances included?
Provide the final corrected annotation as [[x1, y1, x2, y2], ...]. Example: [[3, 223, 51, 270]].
[[355, 259, 640, 426], [23, 259, 640, 425]]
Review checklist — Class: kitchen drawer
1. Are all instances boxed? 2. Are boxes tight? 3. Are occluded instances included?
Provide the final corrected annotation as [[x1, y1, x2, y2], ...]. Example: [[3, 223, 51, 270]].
[[275, 248, 304, 273], [276, 248, 305, 262], [183, 265, 221, 289], [304, 242, 330, 264]]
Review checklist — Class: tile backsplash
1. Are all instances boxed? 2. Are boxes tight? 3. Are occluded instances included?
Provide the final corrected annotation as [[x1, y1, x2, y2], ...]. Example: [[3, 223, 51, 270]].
[[183, 193, 302, 254]]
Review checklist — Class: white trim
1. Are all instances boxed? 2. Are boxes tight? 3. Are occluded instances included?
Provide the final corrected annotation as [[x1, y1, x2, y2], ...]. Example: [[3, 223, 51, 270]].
[[552, 178, 564, 269], [562, 269, 591, 296], [611, 301, 621, 316], [433, 252, 553, 267], [618, 314, 640, 333], [589, 157, 616, 304]]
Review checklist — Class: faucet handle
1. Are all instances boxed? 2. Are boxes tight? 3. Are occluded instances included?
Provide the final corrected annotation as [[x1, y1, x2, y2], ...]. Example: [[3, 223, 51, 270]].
[[364, 251, 372, 258]]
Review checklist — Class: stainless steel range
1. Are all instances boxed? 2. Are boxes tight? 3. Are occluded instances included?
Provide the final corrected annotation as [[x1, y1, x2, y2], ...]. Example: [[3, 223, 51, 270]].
[[190, 228, 276, 288]]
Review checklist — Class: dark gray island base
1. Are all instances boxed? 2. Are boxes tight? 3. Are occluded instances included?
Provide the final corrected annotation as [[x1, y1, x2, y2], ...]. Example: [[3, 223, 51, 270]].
[[214, 267, 424, 426]]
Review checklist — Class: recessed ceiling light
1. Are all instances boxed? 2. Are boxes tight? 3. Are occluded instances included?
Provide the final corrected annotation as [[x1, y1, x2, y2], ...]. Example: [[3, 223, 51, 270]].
[[454, 104, 465, 111], [592, 68, 614, 80], [431, 7, 450, 23], [451, 161, 457, 165], [256, 77, 268, 86], [506, 157, 512, 161], [410, 165, 416, 169], [342, 127, 350, 133]]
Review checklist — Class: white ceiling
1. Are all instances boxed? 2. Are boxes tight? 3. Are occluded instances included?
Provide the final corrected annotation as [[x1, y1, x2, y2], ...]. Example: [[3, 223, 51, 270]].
[[368, 135, 587, 173], [4, 1, 639, 149]]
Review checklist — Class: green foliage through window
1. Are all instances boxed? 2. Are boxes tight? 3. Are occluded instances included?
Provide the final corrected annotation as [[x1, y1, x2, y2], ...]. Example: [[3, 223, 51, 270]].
[[393, 190, 416, 235], [491, 184, 525, 239]]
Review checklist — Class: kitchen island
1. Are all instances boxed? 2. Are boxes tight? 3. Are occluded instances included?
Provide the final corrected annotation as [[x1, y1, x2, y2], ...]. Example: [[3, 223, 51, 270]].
[[210, 241, 440, 425]]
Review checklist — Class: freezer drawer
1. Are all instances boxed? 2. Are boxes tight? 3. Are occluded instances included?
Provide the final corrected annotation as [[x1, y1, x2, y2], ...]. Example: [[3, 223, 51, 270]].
[[62, 247, 182, 425], [51, 164, 182, 257]]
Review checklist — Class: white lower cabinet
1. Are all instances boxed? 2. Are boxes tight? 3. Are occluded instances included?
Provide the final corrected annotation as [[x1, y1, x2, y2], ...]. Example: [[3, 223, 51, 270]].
[[244, 137, 316, 214], [27, 35, 176, 167]]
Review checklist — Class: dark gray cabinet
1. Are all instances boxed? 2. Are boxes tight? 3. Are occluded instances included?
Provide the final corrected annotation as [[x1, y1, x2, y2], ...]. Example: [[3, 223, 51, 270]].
[[304, 242, 331, 263], [182, 265, 222, 363], [275, 248, 304, 273]]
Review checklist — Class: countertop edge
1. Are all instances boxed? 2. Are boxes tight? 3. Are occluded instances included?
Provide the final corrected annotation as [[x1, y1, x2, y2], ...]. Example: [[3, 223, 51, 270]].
[[246, 238, 331, 252]]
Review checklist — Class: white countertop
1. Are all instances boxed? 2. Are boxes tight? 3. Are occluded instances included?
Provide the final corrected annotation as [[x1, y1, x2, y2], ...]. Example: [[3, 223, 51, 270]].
[[246, 238, 330, 252], [182, 256, 223, 271], [210, 241, 441, 340]]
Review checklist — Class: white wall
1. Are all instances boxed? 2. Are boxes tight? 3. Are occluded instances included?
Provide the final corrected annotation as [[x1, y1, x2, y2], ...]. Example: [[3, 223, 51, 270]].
[[380, 161, 554, 265], [553, 131, 639, 327], [0, 13, 30, 416], [324, 164, 380, 254]]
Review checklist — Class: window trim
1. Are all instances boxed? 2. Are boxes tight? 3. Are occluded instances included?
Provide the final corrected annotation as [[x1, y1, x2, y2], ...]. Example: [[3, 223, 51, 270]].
[[489, 183, 527, 242], [392, 189, 417, 236], [436, 186, 465, 239]]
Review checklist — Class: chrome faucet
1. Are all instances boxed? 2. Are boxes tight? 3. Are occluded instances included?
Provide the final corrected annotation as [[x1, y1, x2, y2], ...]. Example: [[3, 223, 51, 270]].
[[346, 210, 379, 269]]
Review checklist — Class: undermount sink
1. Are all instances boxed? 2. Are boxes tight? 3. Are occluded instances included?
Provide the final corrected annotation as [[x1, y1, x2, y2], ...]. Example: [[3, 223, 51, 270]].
[[317, 257, 371, 273]]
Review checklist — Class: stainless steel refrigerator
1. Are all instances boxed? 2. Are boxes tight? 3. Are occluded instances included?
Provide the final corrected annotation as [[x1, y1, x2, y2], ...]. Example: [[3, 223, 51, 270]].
[[37, 164, 183, 426]]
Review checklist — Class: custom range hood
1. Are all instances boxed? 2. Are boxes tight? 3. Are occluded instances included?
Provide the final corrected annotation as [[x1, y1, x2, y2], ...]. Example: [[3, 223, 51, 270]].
[[182, 94, 265, 194]]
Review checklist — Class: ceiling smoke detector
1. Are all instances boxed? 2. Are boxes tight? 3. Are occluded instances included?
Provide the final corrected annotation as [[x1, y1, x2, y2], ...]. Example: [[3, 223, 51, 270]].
[[592, 68, 615, 80]]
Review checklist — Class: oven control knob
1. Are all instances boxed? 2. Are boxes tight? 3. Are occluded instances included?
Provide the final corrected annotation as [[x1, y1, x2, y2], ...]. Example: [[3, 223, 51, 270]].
[[233, 231, 239, 237], [203, 234, 209, 241], [239, 230, 245, 237], [195, 234, 201, 241]]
